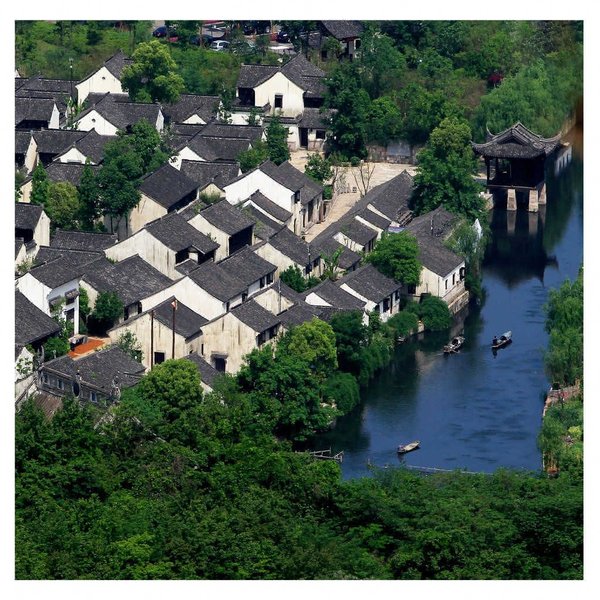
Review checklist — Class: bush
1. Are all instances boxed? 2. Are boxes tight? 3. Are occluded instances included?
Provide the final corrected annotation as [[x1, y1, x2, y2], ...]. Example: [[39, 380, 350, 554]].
[[386, 311, 419, 338], [419, 296, 452, 331], [43, 336, 70, 361], [323, 372, 360, 414]]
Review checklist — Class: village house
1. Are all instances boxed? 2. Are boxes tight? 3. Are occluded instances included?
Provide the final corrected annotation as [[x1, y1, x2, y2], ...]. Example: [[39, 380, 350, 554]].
[[233, 54, 329, 150], [224, 160, 324, 235], [200, 299, 281, 373], [184, 353, 221, 393], [303, 278, 367, 317], [170, 133, 251, 169], [16, 75, 73, 124], [108, 296, 207, 370], [16, 248, 102, 336], [162, 94, 220, 126], [18, 129, 85, 173], [72, 92, 164, 136], [178, 161, 240, 196], [15, 203, 51, 267], [54, 129, 115, 166], [336, 263, 402, 322], [311, 236, 362, 276], [404, 206, 469, 313], [80, 254, 173, 324], [308, 21, 364, 61], [75, 51, 133, 105], [15, 96, 60, 131], [15, 290, 62, 403], [243, 190, 293, 229], [182, 199, 255, 262], [253, 225, 322, 278], [19, 162, 101, 203], [111, 162, 200, 239], [104, 212, 219, 279], [38, 346, 145, 405], [50, 229, 118, 253]]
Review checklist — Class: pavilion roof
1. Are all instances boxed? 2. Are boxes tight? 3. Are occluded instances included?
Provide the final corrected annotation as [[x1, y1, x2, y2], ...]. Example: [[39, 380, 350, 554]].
[[472, 122, 562, 159]]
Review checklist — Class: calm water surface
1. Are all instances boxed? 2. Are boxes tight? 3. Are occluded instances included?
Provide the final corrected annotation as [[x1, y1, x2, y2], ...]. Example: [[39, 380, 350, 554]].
[[312, 139, 583, 479]]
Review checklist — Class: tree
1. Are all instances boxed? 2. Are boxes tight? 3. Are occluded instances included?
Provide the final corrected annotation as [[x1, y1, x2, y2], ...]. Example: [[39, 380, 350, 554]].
[[304, 154, 333, 184], [30, 163, 50, 206], [366, 232, 422, 287], [45, 182, 82, 231], [121, 40, 185, 103], [280, 265, 307, 293], [366, 97, 403, 146], [412, 117, 484, 220], [237, 140, 269, 173], [116, 331, 144, 363], [265, 116, 290, 165], [324, 63, 371, 160], [90, 292, 123, 333], [42, 335, 70, 360], [329, 311, 369, 375], [77, 160, 101, 231]]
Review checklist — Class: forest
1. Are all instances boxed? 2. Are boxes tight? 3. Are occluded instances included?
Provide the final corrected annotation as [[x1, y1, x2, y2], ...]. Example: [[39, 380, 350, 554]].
[[14, 20, 584, 580]]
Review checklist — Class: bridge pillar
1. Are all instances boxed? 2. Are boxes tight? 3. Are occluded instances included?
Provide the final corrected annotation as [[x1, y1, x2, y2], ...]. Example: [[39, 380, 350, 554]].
[[538, 182, 547, 205], [528, 189, 539, 212], [506, 209, 516, 234], [528, 211, 539, 237], [507, 188, 517, 211]]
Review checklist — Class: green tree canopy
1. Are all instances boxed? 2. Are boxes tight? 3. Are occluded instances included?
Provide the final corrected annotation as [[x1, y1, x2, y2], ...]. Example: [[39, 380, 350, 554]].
[[412, 117, 484, 219], [44, 182, 82, 231], [366, 231, 422, 287], [280, 265, 308, 293], [90, 291, 123, 333], [121, 39, 185, 103], [265, 116, 291, 166], [304, 153, 333, 184], [77, 160, 101, 231], [30, 163, 50, 206]]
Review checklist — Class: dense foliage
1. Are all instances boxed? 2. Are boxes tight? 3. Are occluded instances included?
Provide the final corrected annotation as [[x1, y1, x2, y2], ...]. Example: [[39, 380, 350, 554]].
[[365, 231, 422, 287], [405, 297, 452, 331]]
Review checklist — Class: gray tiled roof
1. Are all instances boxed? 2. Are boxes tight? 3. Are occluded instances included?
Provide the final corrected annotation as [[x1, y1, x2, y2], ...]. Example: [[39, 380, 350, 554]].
[[152, 297, 207, 339], [175, 258, 204, 276], [243, 205, 284, 241], [15, 96, 56, 126], [277, 303, 321, 328], [405, 206, 459, 240], [16, 76, 71, 95], [245, 191, 292, 223], [139, 163, 199, 209], [50, 229, 118, 252], [311, 237, 361, 271], [237, 63, 280, 88], [31, 129, 86, 155], [64, 129, 116, 164], [320, 21, 364, 40], [367, 170, 414, 223], [42, 346, 145, 394], [184, 353, 220, 388], [15, 290, 61, 346], [297, 107, 333, 129], [303, 278, 366, 311], [260, 160, 322, 205], [231, 299, 281, 333], [180, 160, 240, 191], [82, 255, 173, 307], [183, 134, 250, 162], [24, 162, 102, 187], [266, 227, 316, 266], [472, 122, 561, 159], [102, 51, 133, 80], [338, 264, 401, 302], [358, 207, 391, 231], [187, 260, 247, 302], [178, 199, 208, 221], [15, 131, 31, 155], [219, 245, 276, 288], [199, 123, 264, 144], [15, 203, 44, 231], [169, 122, 206, 137], [146, 212, 219, 254], [196, 199, 255, 236], [77, 93, 161, 131], [162, 94, 220, 124], [413, 234, 463, 277], [28, 249, 102, 288], [340, 218, 378, 246]]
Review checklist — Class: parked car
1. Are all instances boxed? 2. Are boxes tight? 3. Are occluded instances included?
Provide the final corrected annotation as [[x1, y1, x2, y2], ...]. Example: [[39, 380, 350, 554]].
[[210, 40, 230, 51], [276, 30, 290, 43], [242, 21, 271, 35], [153, 25, 168, 38], [153, 25, 178, 42], [190, 34, 215, 46]]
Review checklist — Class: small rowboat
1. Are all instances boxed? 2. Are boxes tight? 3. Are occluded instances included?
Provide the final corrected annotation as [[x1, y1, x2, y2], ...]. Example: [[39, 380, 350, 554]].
[[492, 331, 512, 350], [397, 440, 420, 454], [444, 335, 465, 354]]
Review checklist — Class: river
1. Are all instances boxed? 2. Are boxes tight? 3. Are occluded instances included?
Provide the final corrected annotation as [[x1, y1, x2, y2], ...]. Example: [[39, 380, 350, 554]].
[[312, 135, 583, 479]]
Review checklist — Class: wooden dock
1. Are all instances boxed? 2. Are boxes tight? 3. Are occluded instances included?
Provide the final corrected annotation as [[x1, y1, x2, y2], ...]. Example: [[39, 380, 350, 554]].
[[299, 449, 344, 463]]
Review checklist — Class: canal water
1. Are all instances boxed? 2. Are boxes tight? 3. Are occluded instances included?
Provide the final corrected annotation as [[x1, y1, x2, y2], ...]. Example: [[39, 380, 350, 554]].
[[312, 137, 583, 479]]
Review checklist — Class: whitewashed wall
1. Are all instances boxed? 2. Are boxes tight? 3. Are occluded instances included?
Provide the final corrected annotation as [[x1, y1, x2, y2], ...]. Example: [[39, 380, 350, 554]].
[[75, 110, 119, 136], [254, 72, 305, 117], [188, 214, 229, 261], [76, 66, 125, 105]]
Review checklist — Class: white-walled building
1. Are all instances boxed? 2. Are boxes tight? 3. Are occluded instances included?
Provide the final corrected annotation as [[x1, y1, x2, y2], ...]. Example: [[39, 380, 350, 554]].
[[76, 51, 133, 105]]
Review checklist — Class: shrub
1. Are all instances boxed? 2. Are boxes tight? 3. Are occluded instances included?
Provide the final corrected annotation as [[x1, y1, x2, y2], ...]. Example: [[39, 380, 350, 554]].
[[323, 372, 360, 414], [43, 336, 70, 360], [419, 296, 452, 331], [386, 311, 419, 338]]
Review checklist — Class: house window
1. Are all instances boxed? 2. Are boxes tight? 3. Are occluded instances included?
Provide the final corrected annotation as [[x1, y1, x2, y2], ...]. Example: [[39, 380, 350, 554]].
[[355, 39, 361, 50], [394, 290, 400, 301], [154, 352, 166, 365], [214, 357, 227, 372], [57, 379, 64, 390], [267, 273, 273, 285], [260, 277, 266, 289], [316, 130, 326, 140], [242, 292, 248, 302], [124, 306, 130, 321], [452, 273, 456, 286], [445, 279, 448, 291], [274, 94, 283, 109], [383, 298, 390, 313], [321, 49, 328, 61], [137, 302, 143, 315], [407, 284, 416, 295], [42, 372, 49, 385], [226, 301, 230, 312], [460, 267, 466, 280], [294, 191, 300, 202], [175, 249, 189, 264], [257, 332, 266, 346], [201, 344, 204, 355], [90, 391, 97, 403]]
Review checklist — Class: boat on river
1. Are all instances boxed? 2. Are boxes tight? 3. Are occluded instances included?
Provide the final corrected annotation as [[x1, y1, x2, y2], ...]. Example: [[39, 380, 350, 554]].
[[443, 335, 465, 354], [492, 331, 512, 350], [397, 440, 420, 454]]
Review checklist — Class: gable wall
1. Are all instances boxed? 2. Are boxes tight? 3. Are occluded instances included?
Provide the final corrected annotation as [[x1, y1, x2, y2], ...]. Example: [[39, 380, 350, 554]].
[[128, 193, 168, 238], [57, 147, 89, 165], [255, 72, 305, 117], [24, 136, 38, 174], [76, 67, 124, 105], [188, 214, 229, 261], [76, 109, 119, 136], [171, 146, 204, 170]]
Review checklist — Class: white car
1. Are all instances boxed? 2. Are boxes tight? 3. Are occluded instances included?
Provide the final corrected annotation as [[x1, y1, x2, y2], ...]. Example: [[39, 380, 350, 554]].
[[210, 40, 230, 51]]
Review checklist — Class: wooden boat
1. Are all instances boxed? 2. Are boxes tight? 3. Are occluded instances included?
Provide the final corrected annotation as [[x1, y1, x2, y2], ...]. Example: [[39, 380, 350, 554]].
[[397, 440, 420, 454], [492, 331, 512, 349], [443, 335, 465, 354]]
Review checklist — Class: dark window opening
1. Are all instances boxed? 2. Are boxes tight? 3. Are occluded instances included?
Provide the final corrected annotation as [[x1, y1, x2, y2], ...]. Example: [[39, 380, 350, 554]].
[[315, 129, 326, 140], [175, 249, 189, 264], [238, 88, 255, 107], [383, 298, 390, 313], [321, 49, 327, 61], [257, 332, 266, 346], [90, 391, 97, 403], [407, 284, 416, 295], [445, 279, 448, 290], [274, 94, 283, 109], [137, 302, 143, 315], [154, 352, 166, 365], [260, 277, 266, 289], [214, 357, 226, 372], [266, 273, 274, 285], [460, 267, 466, 280]]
